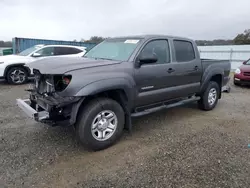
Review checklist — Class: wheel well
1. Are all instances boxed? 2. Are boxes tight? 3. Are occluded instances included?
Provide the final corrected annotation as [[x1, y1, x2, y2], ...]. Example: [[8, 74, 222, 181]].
[[4, 64, 30, 78], [210, 74, 222, 98], [78, 89, 130, 130], [210, 74, 222, 88], [81, 89, 128, 110]]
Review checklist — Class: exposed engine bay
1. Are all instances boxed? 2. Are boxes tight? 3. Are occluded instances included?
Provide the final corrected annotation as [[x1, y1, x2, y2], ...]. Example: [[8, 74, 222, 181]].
[[19, 69, 82, 126], [32, 69, 72, 95]]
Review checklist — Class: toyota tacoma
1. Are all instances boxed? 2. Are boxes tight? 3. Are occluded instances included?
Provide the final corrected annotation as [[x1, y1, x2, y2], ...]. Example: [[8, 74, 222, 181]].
[[16, 35, 231, 151]]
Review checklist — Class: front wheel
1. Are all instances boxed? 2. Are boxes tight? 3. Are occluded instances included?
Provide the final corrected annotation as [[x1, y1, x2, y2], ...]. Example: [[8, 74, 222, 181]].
[[75, 98, 125, 151], [198, 81, 220, 111], [6, 66, 28, 85]]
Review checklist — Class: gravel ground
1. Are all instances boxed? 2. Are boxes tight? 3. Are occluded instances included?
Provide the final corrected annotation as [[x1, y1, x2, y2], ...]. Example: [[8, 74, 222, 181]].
[[0, 79, 250, 188]]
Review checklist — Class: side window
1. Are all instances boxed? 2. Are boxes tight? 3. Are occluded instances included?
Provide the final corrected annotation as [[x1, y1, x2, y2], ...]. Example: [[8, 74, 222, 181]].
[[54, 47, 82, 55], [139, 40, 170, 64], [173, 40, 195, 62], [54, 47, 67, 55], [68, 47, 82, 54], [36, 47, 54, 56]]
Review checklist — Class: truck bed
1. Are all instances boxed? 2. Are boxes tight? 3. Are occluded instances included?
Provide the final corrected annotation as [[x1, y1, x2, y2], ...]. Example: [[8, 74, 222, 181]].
[[201, 59, 231, 73]]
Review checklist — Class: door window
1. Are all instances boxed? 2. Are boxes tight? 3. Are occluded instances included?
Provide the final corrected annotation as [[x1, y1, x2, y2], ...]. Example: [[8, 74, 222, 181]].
[[54, 47, 82, 55], [173, 40, 195, 62], [35, 47, 54, 56], [139, 40, 170, 64]]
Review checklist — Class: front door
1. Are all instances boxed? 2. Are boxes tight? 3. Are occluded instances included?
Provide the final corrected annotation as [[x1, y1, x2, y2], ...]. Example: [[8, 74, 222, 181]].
[[134, 39, 173, 107]]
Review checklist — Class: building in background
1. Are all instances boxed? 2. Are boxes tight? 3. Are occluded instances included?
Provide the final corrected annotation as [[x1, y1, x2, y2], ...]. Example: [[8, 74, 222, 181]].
[[198, 45, 250, 70]]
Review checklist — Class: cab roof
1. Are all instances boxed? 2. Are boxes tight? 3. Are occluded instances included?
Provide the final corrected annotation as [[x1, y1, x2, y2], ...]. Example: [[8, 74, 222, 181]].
[[110, 34, 194, 42]]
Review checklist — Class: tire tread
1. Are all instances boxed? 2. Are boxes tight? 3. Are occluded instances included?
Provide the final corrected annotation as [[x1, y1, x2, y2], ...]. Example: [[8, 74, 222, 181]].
[[198, 81, 220, 111], [75, 97, 124, 151]]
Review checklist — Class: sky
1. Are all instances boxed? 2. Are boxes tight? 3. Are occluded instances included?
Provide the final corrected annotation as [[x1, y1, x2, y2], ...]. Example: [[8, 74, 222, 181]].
[[0, 0, 250, 41]]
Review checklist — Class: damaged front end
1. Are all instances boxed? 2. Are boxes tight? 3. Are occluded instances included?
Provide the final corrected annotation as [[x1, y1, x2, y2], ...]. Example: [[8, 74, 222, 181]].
[[16, 69, 82, 126]]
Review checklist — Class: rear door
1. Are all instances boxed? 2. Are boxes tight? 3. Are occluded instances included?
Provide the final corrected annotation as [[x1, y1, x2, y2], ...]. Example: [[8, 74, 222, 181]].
[[167, 39, 202, 96]]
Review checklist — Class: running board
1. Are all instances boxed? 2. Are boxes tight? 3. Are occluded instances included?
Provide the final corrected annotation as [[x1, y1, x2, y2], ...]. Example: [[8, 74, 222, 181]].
[[131, 96, 200, 117]]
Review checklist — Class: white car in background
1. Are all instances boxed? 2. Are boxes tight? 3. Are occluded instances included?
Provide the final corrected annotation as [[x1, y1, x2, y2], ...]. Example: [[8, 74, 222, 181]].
[[0, 44, 87, 84]]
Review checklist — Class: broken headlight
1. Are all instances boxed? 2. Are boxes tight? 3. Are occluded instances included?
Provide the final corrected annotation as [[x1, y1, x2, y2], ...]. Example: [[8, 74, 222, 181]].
[[54, 75, 72, 92]]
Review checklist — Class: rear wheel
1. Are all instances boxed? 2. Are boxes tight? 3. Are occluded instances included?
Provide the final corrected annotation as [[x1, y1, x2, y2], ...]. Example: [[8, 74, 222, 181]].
[[198, 81, 220, 111], [75, 98, 125, 151], [6, 66, 28, 85]]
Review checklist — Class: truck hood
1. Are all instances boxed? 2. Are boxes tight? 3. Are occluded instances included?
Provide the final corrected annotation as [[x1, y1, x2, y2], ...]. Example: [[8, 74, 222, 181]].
[[0, 54, 33, 64], [27, 57, 122, 74]]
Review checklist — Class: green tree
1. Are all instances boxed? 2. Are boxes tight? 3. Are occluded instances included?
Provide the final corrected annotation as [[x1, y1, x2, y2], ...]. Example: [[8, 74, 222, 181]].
[[0, 41, 12, 47], [234, 29, 250, 45], [84, 36, 106, 44], [196, 39, 233, 46]]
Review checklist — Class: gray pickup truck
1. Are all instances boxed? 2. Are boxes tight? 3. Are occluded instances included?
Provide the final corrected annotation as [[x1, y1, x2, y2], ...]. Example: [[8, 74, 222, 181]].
[[17, 35, 231, 151]]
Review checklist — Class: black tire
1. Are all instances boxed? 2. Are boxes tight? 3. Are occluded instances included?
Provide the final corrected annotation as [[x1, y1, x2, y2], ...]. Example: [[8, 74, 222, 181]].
[[75, 98, 125, 151], [6, 66, 28, 85], [198, 81, 220, 111]]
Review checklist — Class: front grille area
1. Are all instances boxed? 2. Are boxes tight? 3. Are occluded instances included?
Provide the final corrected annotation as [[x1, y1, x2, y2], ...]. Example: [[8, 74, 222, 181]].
[[37, 79, 53, 94], [33, 71, 55, 95], [243, 72, 250, 77]]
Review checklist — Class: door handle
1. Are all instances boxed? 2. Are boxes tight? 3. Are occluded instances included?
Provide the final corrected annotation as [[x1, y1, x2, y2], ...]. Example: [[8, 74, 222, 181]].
[[167, 68, 175, 73], [194, 66, 199, 71]]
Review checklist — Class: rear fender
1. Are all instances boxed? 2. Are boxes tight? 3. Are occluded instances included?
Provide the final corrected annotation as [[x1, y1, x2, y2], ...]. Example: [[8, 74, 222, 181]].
[[200, 67, 224, 93]]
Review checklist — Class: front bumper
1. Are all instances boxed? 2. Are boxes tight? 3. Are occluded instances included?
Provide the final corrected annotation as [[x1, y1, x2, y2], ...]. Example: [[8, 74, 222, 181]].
[[16, 99, 49, 121], [16, 95, 83, 126], [234, 74, 250, 85], [234, 78, 250, 85]]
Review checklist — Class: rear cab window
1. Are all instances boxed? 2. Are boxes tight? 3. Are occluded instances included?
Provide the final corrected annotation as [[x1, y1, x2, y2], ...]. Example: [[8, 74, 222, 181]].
[[173, 40, 195, 62]]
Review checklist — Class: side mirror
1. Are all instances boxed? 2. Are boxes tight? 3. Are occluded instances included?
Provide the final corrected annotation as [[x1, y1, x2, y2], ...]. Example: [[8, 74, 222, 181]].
[[138, 54, 158, 66], [243, 61, 247, 65], [32, 52, 42, 57]]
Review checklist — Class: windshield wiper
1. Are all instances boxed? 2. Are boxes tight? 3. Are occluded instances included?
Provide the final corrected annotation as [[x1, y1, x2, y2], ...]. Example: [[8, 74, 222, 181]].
[[83, 56, 115, 61], [94, 57, 114, 61]]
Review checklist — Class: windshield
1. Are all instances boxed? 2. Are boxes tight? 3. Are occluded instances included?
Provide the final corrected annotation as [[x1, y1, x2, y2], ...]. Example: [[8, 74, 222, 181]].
[[84, 38, 141, 61], [246, 59, 250, 65], [19, 45, 42, 56]]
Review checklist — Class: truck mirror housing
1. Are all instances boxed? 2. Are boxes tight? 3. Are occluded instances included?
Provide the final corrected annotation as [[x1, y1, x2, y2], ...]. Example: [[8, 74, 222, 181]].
[[139, 55, 158, 65]]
